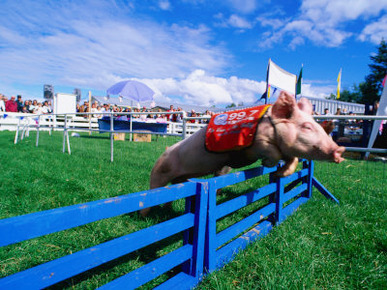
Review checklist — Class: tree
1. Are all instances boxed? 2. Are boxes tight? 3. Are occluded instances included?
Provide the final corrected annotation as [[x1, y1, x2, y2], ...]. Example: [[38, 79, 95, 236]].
[[359, 39, 387, 104], [226, 103, 236, 108]]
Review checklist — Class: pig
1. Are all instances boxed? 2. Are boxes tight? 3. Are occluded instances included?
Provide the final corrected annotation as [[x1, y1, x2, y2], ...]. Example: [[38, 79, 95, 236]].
[[141, 91, 345, 216]]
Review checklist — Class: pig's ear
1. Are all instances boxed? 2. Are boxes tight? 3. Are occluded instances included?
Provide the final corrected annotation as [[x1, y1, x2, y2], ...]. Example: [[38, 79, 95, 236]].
[[297, 98, 313, 115], [271, 91, 296, 119]]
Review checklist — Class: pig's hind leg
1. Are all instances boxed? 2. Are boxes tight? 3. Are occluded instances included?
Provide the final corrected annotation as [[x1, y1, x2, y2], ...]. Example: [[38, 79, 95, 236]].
[[140, 155, 179, 216]]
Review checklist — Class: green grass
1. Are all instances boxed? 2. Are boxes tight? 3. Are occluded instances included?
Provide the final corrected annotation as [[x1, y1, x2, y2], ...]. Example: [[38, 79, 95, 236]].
[[0, 130, 386, 289]]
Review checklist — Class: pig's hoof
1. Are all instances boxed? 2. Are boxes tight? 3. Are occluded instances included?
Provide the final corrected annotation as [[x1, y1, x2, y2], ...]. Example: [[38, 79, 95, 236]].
[[275, 170, 293, 177]]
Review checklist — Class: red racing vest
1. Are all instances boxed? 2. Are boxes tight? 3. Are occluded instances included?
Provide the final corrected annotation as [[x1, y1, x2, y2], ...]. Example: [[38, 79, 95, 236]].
[[205, 104, 271, 153]]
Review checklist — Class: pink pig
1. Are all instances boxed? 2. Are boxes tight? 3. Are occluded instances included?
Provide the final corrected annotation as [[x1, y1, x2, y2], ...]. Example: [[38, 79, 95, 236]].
[[141, 92, 345, 216]]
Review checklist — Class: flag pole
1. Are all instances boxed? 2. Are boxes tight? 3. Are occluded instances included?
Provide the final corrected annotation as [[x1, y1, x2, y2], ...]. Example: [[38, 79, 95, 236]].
[[88, 91, 92, 136], [265, 59, 271, 104]]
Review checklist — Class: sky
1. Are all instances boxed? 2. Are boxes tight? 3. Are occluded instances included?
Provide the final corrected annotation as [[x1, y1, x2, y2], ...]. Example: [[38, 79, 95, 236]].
[[0, 0, 386, 106]]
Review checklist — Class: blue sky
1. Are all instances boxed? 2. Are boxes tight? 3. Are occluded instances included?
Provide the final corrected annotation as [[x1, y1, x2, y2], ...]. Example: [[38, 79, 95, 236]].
[[0, 0, 386, 106]]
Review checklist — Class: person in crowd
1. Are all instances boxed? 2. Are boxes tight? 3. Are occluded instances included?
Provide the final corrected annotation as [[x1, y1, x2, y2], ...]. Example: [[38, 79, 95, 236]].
[[370, 101, 379, 115], [95, 105, 103, 118], [151, 108, 164, 121], [189, 109, 198, 123], [43, 101, 53, 114], [202, 110, 211, 124], [78, 105, 86, 117], [16, 95, 23, 112], [323, 108, 330, 115], [335, 108, 341, 115], [5, 96, 18, 112], [132, 108, 140, 119], [175, 107, 186, 122], [0, 95, 6, 112], [29, 100, 38, 113], [46, 101, 53, 113], [101, 104, 110, 116], [23, 100, 30, 113], [21, 106, 30, 113], [138, 107, 147, 121], [90, 102, 97, 117], [42, 101, 52, 114], [167, 105, 177, 122], [33, 102, 44, 114]]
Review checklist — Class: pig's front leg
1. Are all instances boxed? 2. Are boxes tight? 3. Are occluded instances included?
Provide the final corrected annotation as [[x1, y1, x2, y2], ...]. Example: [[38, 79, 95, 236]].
[[276, 157, 299, 177]]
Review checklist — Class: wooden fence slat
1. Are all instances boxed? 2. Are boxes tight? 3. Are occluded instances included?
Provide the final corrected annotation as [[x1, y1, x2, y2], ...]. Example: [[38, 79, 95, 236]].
[[281, 168, 308, 186], [216, 203, 276, 249], [0, 214, 195, 290], [209, 166, 277, 189], [282, 183, 308, 204], [154, 272, 198, 290], [215, 183, 276, 220], [0, 183, 196, 247], [98, 245, 193, 290]]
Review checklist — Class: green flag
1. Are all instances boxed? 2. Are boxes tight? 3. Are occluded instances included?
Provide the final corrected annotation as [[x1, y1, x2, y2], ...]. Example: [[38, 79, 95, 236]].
[[296, 65, 303, 95]]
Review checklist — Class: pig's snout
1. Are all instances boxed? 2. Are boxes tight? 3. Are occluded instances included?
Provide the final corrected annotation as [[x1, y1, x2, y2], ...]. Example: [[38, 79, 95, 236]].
[[333, 146, 345, 163]]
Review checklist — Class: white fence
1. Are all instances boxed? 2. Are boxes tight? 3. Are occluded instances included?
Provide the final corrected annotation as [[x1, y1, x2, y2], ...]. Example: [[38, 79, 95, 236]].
[[1, 112, 385, 161]]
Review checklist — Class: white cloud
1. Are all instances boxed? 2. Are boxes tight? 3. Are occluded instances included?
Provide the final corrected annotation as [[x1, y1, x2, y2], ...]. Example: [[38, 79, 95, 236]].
[[138, 70, 267, 106], [359, 14, 387, 44], [300, 82, 335, 99], [158, 0, 171, 11], [225, 0, 259, 14], [227, 14, 253, 29], [258, 0, 387, 49], [0, 1, 230, 94]]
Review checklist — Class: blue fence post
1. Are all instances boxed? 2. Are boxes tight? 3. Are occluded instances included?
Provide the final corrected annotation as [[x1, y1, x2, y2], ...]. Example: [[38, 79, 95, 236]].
[[276, 177, 286, 224], [268, 170, 277, 225], [304, 160, 314, 199], [189, 181, 208, 280], [269, 164, 285, 225], [204, 179, 217, 273]]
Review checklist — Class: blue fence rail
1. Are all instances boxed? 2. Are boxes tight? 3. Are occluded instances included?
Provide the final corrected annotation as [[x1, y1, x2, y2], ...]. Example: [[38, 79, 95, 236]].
[[0, 160, 337, 289]]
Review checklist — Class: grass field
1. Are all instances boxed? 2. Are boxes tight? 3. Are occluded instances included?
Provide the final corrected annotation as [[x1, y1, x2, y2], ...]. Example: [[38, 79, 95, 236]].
[[0, 130, 386, 289]]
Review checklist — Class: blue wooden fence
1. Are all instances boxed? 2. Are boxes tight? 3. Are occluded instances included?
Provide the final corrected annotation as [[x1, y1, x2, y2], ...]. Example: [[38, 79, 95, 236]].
[[0, 160, 337, 289]]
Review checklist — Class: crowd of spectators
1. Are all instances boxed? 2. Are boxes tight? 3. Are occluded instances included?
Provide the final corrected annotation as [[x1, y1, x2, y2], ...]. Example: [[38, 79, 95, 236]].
[[0, 94, 213, 123], [0, 94, 53, 114], [76, 101, 214, 124]]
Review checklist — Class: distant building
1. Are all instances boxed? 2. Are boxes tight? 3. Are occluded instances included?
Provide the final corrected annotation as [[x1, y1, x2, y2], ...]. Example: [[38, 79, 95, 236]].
[[306, 96, 365, 114]]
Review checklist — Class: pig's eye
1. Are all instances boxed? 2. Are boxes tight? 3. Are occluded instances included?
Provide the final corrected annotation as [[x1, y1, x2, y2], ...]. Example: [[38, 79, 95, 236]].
[[301, 123, 313, 131]]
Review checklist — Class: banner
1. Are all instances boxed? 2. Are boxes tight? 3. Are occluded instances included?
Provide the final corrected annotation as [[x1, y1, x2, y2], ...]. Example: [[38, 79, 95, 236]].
[[337, 68, 342, 99], [267, 59, 297, 95]]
